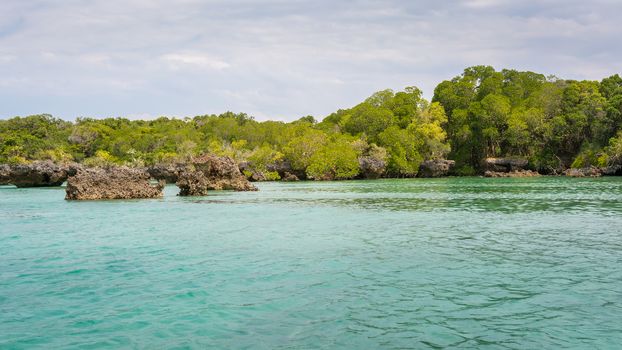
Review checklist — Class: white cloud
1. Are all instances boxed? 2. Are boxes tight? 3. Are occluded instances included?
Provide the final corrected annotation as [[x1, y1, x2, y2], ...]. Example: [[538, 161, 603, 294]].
[[161, 53, 230, 70], [463, 0, 505, 8], [0, 0, 621, 120]]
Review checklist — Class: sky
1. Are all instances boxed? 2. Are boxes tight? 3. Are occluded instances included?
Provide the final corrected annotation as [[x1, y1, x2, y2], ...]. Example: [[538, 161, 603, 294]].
[[1, 0, 621, 121]]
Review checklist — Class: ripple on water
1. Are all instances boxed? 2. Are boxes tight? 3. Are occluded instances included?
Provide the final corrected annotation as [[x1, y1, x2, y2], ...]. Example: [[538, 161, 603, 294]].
[[0, 178, 621, 349]]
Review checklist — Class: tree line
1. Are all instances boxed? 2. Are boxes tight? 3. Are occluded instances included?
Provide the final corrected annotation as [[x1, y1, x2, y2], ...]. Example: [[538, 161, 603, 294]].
[[1, 66, 621, 179]]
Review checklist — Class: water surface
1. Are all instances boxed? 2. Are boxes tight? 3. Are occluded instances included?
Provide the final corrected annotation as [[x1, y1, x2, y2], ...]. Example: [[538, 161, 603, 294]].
[[1, 177, 621, 349]]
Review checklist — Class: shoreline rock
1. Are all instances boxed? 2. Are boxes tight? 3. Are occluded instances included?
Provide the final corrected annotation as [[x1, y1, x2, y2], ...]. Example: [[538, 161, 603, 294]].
[[418, 159, 456, 178], [147, 163, 189, 183], [2, 161, 81, 187], [601, 165, 622, 176], [0, 164, 10, 185], [281, 172, 299, 181], [563, 167, 603, 177], [176, 154, 257, 196], [358, 156, 386, 179], [483, 157, 528, 172], [484, 170, 541, 177], [65, 167, 164, 200]]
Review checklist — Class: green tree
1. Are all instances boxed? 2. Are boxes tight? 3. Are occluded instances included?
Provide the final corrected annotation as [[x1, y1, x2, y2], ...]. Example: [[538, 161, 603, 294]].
[[306, 137, 360, 180]]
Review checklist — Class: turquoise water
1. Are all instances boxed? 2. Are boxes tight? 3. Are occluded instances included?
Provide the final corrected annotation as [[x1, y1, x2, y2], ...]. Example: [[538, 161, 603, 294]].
[[1, 178, 622, 349]]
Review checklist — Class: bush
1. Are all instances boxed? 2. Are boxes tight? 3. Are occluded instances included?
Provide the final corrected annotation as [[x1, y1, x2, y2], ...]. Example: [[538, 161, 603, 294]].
[[306, 139, 360, 180]]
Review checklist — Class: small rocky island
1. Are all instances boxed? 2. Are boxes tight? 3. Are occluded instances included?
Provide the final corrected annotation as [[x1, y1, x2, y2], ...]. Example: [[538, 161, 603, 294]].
[[63, 154, 256, 200], [65, 167, 166, 200], [2, 151, 622, 201], [0, 161, 81, 187], [0, 154, 257, 200], [176, 154, 257, 196]]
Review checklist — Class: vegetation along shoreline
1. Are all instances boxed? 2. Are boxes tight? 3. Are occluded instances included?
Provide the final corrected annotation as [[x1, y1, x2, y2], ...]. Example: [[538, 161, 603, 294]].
[[2, 66, 622, 198]]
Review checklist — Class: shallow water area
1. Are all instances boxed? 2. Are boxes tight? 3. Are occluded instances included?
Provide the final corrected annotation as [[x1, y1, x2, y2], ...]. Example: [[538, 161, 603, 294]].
[[1, 177, 622, 349]]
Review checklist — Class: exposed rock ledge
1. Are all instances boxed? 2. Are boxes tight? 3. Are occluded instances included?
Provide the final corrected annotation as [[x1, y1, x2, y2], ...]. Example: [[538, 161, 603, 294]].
[[176, 154, 257, 196], [418, 159, 455, 178], [483, 157, 528, 172], [484, 170, 541, 177], [65, 167, 164, 200], [563, 166, 622, 177], [0, 164, 10, 185], [1, 161, 81, 187], [564, 167, 602, 177], [147, 163, 189, 183]]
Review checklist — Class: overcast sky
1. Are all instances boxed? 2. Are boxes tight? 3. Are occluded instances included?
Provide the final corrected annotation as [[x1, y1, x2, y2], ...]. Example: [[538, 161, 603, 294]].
[[1, 0, 621, 121]]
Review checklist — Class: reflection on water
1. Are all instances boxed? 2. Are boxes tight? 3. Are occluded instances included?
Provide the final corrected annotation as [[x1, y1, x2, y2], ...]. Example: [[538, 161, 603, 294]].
[[1, 177, 622, 349], [181, 177, 622, 215]]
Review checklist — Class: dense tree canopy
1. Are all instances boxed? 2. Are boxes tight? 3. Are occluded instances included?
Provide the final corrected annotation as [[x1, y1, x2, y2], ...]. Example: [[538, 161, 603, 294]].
[[1, 66, 621, 178]]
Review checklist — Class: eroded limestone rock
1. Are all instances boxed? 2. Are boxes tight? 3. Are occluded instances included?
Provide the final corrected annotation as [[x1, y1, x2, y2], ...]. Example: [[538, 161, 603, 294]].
[[483, 158, 529, 172], [484, 170, 541, 178], [563, 167, 602, 177], [358, 156, 386, 179], [601, 165, 622, 176], [176, 154, 257, 196], [281, 172, 299, 182], [418, 159, 456, 178], [5, 161, 80, 187], [147, 163, 189, 183], [65, 167, 164, 200], [0, 164, 10, 185]]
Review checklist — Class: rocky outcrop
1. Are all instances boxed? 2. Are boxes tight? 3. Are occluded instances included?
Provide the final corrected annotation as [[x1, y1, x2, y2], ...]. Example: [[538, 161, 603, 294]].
[[176, 154, 257, 196], [3, 161, 81, 187], [358, 156, 386, 179], [484, 170, 541, 178], [238, 162, 268, 182], [248, 171, 267, 182], [147, 163, 189, 183], [267, 160, 305, 180], [563, 167, 603, 177], [564, 165, 622, 177], [418, 159, 455, 178], [0, 164, 10, 185], [483, 157, 529, 172], [65, 167, 164, 200], [601, 165, 622, 176], [281, 172, 299, 181]]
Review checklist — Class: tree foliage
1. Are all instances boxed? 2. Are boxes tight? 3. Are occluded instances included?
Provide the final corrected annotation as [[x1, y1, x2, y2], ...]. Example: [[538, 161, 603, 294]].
[[2, 66, 622, 178]]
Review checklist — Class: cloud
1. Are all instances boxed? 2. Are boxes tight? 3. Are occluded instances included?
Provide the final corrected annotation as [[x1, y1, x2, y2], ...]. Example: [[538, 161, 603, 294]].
[[463, 0, 505, 8], [0, 0, 621, 120], [161, 53, 231, 70]]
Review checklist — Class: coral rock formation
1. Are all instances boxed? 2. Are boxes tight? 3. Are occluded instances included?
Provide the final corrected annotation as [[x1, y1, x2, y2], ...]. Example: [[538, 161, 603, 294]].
[[147, 163, 189, 183], [418, 159, 456, 178], [4, 161, 80, 187], [483, 158, 529, 172], [358, 156, 387, 179], [563, 167, 603, 177], [0, 164, 10, 185], [176, 154, 257, 196], [484, 170, 541, 178], [65, 167, 164, 200]]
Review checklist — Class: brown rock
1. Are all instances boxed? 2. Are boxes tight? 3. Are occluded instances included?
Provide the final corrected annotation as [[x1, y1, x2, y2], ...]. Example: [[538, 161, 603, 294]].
[[65, 167, 164, 200], [600, 165, 622, 176], [4, 161, 81, 187], [483, 157, 529, 172], [267, 160, 305, 179], [563, 167, 602, 177], [281, 172, 299, 182], [484, 170, 541, 178], [418, 159, 455, 178], [147, 163, 189, 183], [358, 156, 386, 179], [0, 164, 10, 185], [176, 154, 257, 196]]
